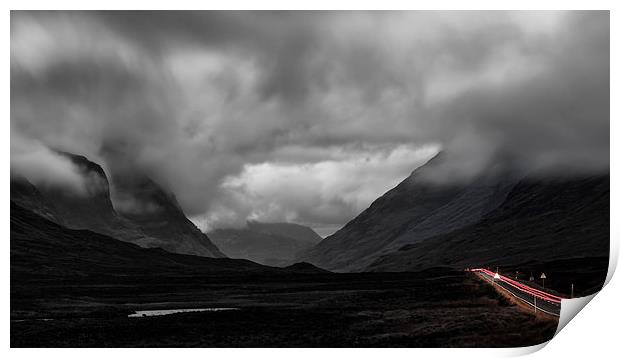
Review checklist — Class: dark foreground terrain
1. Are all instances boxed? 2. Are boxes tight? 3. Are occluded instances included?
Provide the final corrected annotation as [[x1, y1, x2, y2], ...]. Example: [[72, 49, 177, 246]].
[[11, 201, 564, 347], [11, 270, 558, 347]]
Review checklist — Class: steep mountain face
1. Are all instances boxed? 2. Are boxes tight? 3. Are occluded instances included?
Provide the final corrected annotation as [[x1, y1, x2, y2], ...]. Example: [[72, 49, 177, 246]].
[[10, 202, 320, 281], [35, 152, 146, 243], [298, 154, 519, 272], [209, 221, 322, 266], [10, 152, 224, 258], [368, 174, 609, 271], [11, 153, 145, 244], [49, 152, 118, 229], [111, 174, 224, 258]]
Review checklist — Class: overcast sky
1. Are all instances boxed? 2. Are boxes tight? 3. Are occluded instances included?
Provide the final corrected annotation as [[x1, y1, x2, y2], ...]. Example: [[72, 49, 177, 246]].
[[11, 11, 609, 236]]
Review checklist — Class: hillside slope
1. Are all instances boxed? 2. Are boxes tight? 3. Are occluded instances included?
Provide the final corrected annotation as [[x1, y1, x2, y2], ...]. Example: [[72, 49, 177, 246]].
[[298, 154, 518, 272], [10, 202, 319, 281], [368, 174, 610, 271]]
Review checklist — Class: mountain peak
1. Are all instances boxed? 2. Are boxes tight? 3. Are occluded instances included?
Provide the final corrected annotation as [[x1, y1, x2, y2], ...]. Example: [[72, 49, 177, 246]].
[[11, 151, 224, 259]]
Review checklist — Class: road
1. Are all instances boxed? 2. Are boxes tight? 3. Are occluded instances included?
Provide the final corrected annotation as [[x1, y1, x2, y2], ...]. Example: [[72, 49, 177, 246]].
[[469, 268, 562, 317]]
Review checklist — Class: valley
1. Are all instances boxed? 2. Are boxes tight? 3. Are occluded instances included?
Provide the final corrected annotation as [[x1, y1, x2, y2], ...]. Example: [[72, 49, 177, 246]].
[[11, 269, 558, 347]]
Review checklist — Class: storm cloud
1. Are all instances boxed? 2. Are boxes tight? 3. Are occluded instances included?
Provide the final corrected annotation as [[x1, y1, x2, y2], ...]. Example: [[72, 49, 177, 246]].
[[10, 11, 609, 234]]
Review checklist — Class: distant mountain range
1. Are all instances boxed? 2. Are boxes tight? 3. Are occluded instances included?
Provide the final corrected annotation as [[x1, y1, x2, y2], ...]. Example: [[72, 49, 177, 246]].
[[11, 152, 223, 258], [10, 202, 326, 281], [299, 153, 609, 272], [209, 221, 322, 266]]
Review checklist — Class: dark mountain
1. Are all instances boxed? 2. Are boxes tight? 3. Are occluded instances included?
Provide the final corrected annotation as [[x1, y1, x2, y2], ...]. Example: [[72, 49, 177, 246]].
[[209, 221, 322, 266], [49, 152, 128, 231], [10, 152, 223, 258], [368, 174, 609, 271], [298, 153, 519, 272], [111, 174, 224, 258], [28, 152, 145, 242], [10, 202, 322, 281], [299, 152, 609, 273], [10, 153, 145, 244]]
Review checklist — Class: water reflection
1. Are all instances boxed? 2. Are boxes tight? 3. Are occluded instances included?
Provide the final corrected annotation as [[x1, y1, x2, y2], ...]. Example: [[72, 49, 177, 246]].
[[128, 308, 239, 318]]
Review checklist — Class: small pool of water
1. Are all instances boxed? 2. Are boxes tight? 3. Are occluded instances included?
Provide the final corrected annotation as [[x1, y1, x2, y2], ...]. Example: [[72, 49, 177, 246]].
[[11, 318, 54, 322], [128, 308, 239, 318]]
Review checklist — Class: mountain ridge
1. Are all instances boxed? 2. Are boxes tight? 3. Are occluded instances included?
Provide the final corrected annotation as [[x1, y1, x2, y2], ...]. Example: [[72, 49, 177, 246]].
[[10, 202, 326, 281]]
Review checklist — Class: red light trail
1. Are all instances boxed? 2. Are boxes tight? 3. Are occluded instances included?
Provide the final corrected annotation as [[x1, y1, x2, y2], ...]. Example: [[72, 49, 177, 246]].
[[469, 268, 563, 304]]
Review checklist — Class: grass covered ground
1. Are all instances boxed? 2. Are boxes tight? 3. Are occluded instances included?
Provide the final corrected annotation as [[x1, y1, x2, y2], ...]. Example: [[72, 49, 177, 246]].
[[11, 269, 558, 347]]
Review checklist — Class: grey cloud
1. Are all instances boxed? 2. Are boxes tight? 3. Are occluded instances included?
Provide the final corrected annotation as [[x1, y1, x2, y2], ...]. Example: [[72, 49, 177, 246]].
[[10, 11, 609, 231], [422, 11, 609, 178], [11, 135, 103, 197], [94, 11, 327, 102]]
